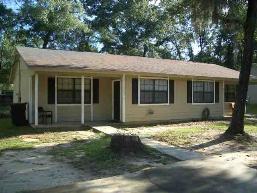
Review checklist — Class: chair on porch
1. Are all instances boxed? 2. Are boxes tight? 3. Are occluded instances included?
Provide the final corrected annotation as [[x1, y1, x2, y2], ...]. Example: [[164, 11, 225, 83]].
[[38, 107, 53, 124]]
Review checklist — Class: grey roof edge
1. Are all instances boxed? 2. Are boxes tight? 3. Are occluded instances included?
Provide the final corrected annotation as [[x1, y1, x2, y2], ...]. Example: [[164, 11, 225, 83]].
[[16, 46, 241, 80], [28, 66, 240, 81]]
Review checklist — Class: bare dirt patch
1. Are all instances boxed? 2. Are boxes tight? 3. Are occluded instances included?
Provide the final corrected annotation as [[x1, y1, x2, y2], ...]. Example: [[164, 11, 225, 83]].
[[0, 148, 89, 193], [0, 128, 100, 193], [120, 121, 257, 169], [0, 131, 176, 193], [49, 136, 177, 180]]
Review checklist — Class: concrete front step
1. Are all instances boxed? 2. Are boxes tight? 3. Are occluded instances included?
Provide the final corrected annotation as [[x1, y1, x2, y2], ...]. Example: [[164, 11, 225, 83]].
[[90, 125, 119, 136]]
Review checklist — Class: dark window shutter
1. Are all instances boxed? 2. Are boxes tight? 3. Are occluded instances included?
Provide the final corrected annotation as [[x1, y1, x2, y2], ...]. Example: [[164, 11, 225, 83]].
[[215, 82, 219, 103], [132, 78, 138, 104], [93, 79, 99, 104], [187, 80, 192, 103], [169, 80, 174, 104], [48, 77, 55, 104]]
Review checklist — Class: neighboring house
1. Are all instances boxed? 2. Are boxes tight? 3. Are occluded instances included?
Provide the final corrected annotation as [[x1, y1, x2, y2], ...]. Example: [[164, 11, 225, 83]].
[[248, 64, 257, 104], [10, 47, 251, 126]]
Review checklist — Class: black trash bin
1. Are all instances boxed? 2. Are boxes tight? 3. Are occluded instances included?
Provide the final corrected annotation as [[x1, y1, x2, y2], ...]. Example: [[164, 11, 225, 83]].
[[10, 103, 28, 126]]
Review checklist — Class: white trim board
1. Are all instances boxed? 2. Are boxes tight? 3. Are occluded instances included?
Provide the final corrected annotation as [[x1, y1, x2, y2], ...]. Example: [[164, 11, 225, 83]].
[[191, 79, 216, 105], [138, 76, 170, 106]]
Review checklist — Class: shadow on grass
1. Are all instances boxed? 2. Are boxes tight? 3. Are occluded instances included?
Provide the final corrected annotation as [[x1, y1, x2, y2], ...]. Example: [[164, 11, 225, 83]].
[[189, 131, 257, 152], [112, 118, 229, 129], [2, 130, 257, 193], [24, 153, 257, 193], [189, 134, 231, 150], [49, 136, 176, 176], [0, 135, 177, 192]]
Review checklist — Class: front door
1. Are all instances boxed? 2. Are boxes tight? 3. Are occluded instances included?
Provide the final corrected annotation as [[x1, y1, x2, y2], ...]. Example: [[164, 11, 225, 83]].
[[113, 81, 121, 121]]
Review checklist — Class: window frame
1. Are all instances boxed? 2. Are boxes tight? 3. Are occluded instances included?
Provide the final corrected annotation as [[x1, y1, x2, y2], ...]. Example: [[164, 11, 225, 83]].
[[192, 80, 216, 105], [138, 76, 170, 105], [56, 76, 92, 106]]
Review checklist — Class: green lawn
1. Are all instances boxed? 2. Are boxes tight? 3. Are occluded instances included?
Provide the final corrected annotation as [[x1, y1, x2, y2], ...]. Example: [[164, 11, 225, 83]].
[[0, 119, 36, 152]]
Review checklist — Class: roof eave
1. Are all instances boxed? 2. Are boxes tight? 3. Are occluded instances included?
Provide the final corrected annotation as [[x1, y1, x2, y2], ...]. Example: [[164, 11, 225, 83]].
[[27, 66, 239, 81]]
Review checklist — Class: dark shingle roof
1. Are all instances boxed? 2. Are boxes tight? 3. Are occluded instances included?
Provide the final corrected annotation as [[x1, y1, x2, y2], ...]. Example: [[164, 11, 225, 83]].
[[17, 46, 240, 80]]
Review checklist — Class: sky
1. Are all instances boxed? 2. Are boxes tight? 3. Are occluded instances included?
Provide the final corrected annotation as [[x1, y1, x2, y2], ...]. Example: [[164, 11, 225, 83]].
[[4, 0, 20, 11]]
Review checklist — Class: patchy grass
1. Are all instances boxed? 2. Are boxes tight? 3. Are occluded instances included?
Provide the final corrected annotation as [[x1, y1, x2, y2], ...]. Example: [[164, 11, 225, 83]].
[[0, 118, 97, 153], [211, 121, 257, 134], [0, 119, 36, 152], [154, 126, 207, 147], [247, 104, 257, 115], [154, 121, 257, 147], [49, 135, 176, 177], [0, 138, 36, 152]]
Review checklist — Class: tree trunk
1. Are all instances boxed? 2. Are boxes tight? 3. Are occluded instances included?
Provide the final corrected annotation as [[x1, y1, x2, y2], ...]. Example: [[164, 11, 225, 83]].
[[143, 44, 148, 57], [110, 134, 143, 153], [42, 31, 52, 49], [226, 0, 257, 135]]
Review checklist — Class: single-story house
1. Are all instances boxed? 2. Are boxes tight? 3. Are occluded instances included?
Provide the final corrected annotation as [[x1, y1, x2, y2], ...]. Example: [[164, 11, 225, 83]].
[[10, 47, 255, 126], [248, 63, 257, 104]]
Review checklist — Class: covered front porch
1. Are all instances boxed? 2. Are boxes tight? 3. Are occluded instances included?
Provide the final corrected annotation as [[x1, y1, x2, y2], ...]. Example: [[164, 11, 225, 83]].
[[29, 72, 126, 126]]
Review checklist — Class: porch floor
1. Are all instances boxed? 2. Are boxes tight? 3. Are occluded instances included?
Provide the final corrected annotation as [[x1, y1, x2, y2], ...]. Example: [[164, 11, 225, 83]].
[[31, 121, 117, 129]]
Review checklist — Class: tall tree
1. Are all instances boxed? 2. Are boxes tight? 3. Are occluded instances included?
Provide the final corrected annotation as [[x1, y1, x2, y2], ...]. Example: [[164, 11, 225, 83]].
[[226, 0, 257, 134], [185, 0, 257, 134], [0, 2, 17, 89], [19, 0, 88, 49], [81, 0, 193, 59]]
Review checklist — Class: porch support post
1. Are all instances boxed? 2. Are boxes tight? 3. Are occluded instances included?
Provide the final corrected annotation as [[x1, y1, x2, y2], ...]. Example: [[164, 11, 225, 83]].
[[81, 76, 85, 124], [34, 73, 38, 126], [91, 76, 93, 121], [122, 74, 126, 122], [28, 76, 33, 124], [55, 76, 57, 123]]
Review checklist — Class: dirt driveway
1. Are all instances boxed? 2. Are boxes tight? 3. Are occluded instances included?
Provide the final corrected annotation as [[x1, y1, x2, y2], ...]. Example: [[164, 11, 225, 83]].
[[0, 124, 176, 193], [0, 147, 91, 193]]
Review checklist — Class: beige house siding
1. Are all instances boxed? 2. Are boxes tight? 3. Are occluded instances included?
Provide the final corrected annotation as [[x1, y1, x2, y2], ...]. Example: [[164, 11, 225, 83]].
[[13, 59, 34, 104], [125, 76, 224, 122], [36, 74, 113, 122], [13, 56, 238, 124]]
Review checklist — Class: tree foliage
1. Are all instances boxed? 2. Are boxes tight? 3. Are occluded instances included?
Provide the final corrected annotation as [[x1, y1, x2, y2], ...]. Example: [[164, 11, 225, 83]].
[[0, 0, 256, 90]]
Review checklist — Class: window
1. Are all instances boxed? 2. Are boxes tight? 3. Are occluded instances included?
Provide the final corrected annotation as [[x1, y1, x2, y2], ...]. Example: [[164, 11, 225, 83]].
[[225, 84, 236, 102], [140, 79, 168, 104], [57, 78, 91, 104], [193, 81, 214, 103]]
